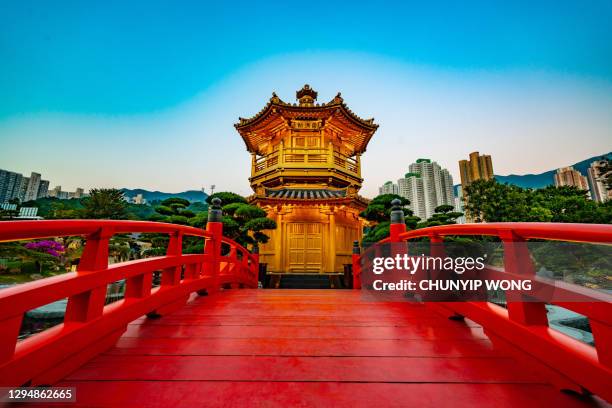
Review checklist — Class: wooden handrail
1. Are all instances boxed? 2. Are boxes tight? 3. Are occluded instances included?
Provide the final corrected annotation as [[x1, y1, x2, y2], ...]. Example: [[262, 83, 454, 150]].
[[0, 218, 258, 386], [353, 213, 612, 401]]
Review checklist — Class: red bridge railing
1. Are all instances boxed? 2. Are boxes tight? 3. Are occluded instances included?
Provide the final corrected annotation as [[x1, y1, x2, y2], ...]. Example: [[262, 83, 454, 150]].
[[0, 199, 258, 386], [353, 200, 612, 402]]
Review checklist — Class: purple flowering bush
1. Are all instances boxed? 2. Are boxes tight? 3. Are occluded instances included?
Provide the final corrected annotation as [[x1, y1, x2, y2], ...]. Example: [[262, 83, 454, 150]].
[[24, 240, 65, 258]]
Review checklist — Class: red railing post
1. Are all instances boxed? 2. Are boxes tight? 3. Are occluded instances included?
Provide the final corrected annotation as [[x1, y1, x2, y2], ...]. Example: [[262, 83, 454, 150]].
[[0, 315, 22, 364], [352, 240, 361, 289], [0, 219, 268, 387], [205, 198, 223, 293], [161, 231, 183, 287], [389, 199, 407, 242], [65, 227, 111, 323], [252, 245, 260, 288], [149, 230, 188, 317], [500, 229, 548, 326], [227, 244, 239, 288], [239, 249, 249, 288], [590, 314, 612, 368]]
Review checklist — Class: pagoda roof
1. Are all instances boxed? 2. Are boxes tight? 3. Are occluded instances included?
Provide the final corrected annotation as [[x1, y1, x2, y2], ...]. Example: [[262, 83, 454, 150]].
[[266, 188, 346, 200], [235, 85, 378, 154], [249, 187, 370, 208]]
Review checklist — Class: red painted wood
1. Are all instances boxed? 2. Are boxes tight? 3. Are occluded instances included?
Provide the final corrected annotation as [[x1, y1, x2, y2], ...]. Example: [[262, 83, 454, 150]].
[[66, 355, 540, 383], [122, 323, 488, 340], [51, 382, 607, 408], [388, 222, 612, 401], [0, 221, 610, 406], [54, 290, 603, 407], [0, 219, 258, 386]]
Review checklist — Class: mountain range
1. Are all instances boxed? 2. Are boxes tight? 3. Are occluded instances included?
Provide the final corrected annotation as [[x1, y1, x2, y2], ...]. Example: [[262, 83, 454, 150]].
[[121, 188, 208, 203], [493, 152, 611, 189], [122, 152, 610, 202]]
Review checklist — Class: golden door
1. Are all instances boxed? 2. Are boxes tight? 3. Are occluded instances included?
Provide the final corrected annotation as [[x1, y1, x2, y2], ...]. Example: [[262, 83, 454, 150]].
[[287, 223, 322, 273]]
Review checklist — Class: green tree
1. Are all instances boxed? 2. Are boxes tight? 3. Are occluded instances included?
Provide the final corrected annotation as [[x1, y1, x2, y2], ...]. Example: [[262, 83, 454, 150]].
[[150, 197, 195, 225], [83, 189, 128, 219], [418, 204, 464, 228], [206, 192, 246, 206], [47, 201, 83, 219], [360, 194, 418, 243], [464, 179, 612, 224], [203, 192, 277, 249]]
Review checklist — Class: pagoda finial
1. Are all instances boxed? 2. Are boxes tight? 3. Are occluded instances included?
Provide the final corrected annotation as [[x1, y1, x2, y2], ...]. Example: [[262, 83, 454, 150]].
[[296, 84, 317, 106]]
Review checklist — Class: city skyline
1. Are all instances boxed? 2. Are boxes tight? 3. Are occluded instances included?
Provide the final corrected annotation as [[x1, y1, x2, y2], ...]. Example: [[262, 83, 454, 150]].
[[1, 2, 611, 197], [2, 147, 608, 202]]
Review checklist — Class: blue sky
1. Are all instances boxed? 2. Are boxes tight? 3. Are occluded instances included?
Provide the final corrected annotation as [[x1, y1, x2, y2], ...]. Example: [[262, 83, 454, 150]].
[[1, 1, 611, 196]]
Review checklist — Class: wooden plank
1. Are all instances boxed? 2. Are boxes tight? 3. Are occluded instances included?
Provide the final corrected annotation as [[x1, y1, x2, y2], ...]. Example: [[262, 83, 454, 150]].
[[66, 355, 540, 383], [53, 382, 600, 408], [128, 315, 463, 327], [107, 337, 503, 358], [122, 324, 487, 340], [53, 289, 600, 407]]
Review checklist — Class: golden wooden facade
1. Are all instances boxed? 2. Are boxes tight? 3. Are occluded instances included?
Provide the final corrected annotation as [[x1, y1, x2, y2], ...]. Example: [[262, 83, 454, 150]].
[[235, 85, 378, 274]]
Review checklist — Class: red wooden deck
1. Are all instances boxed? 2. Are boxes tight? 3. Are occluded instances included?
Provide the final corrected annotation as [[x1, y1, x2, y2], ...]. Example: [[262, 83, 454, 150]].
[[51, 289, 604, 407]]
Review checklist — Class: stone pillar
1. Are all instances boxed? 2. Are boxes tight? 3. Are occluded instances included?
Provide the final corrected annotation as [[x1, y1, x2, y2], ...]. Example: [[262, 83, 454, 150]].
[[389, 199, 407, 242]]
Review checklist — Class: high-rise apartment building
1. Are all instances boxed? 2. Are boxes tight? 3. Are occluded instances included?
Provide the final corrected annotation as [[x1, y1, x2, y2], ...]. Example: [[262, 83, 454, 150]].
[[554, 166, 589, 194], [458, 151, 494, 187], [72, 188, 85, 199], [587, 160, 611, 203], [37, 180, 50, 199], [379, 181, 399, 195], [24, 172, 42, 202], [406, 159, 454, 220], [454, 185, 466, 224], [0, 169, 50, 203], [393, 159, 455, 221], [458, 152, 494, 222], [0, 169, 24, 203], [398, 173, 426, 220], [48, 186, 85, 200]]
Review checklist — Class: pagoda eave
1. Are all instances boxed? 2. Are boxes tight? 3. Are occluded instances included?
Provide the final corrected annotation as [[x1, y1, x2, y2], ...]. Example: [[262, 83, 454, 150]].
[[234, 101, 377, 133]]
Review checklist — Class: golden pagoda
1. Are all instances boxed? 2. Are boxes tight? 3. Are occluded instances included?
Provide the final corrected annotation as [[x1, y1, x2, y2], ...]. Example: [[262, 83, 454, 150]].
[[235, 85, 378, 274]]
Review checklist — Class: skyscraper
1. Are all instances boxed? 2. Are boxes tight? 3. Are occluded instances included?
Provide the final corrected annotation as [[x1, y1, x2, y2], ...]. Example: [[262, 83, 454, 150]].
[[0, 169, 51, 202], [454, 185, 466, 224], [398, 173, 426, 220], [398, 159, 454, 221], [37, 180, 50, 199], [587, 160, 611, 203], [379, 181, 399, 195], [24, 172, 42, 202], [458, 151, 494, 187], [458, 152, 494, 222], [0, 169, 23, 203], [554, 166, 589, 194]]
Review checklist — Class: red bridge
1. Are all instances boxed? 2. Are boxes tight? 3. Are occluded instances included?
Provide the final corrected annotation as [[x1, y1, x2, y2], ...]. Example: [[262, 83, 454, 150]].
[[0, 205, 610, 407]]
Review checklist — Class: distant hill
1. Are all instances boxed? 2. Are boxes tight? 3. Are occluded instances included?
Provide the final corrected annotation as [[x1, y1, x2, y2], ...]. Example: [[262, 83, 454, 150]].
[[121, 188, 208, 203], [454, 152, 611, 193], [494, 152, 611, 189]]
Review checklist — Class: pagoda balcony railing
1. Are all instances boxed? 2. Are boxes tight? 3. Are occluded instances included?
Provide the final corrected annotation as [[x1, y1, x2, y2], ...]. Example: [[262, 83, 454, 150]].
[[0, 217, 258, 386], [252, 147, 360, 179]]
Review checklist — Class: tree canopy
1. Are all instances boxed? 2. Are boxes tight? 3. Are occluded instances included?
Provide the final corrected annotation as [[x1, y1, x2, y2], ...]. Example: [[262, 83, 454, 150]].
[[360, 194, 420, 243], [82, 188, 128, 219], [463, 179, 611, 224], [207, 192, 277, 249]]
